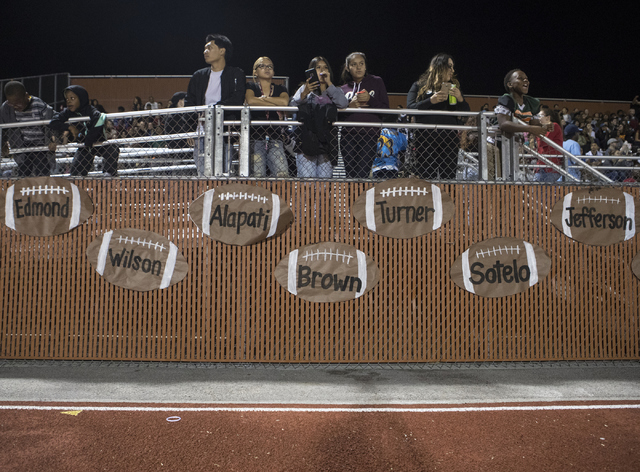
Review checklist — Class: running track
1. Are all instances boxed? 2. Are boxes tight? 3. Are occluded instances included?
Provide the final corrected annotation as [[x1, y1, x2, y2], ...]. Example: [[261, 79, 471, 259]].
[[1, 401, 639, 471]]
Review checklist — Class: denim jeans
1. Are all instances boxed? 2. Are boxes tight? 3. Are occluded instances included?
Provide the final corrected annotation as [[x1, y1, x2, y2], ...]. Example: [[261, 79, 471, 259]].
[[296, 153, 333, 178], [252, 138, 289, 178]]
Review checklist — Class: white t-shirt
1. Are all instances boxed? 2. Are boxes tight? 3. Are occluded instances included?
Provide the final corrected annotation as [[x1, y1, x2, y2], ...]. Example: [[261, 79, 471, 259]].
[[205, 70, 223, 105]]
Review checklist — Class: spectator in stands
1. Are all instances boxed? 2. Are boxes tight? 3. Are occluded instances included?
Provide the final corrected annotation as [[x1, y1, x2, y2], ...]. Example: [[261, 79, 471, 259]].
[[604, 138, 619, 156], [495, 69, 551, 143], [291, 56, 348, 178], [534, 106, 563, 182], [339, 52, 390, 179], [563, 123, 582, 180], [561, 107, 571, 123], [632, 95, 640, 117], [165, 91, 189, 155], [90, 99, 106, 113], [113, 106, 130, 137], [586, 142, 603, 157], [245, 56, 289, 178], [185, 34, 245, 176], [595, 123, 611, 148], [49, 85, 119, 176], [578, 124, 595, 153], [132, 96, 143, 111], [145, 96, 159, 110], [0, 81, 55, 177], [583, 142, 604, 181], [407, 53, 470, 180]]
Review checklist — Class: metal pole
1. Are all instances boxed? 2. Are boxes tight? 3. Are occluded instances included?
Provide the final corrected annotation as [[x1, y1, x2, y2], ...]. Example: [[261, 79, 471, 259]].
[[501, 136, 511, 181], [478, 111, 488, 181], [214, 106, 224, 176], [238, 106, 250, 177], [204, 106, 215, 177]]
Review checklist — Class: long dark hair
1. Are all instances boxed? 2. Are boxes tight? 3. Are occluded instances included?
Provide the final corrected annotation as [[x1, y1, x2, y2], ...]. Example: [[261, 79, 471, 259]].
[[416, 53, 459, 100], [309, 56, 334, 84]]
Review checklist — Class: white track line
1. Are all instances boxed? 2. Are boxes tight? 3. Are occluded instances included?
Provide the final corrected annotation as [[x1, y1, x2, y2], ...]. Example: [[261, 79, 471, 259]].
[[1, 404, 639, 413]]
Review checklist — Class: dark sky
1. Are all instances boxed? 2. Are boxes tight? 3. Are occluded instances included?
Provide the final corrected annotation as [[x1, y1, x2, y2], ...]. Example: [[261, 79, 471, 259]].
[[2, 0, 637, 102]]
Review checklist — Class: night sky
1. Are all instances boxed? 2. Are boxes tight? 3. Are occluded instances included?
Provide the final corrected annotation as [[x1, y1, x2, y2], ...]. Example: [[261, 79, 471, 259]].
[[2, 0, 637, 102]]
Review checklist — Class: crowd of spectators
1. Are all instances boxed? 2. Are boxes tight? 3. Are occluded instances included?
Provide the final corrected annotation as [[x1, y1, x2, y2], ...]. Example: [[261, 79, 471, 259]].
[[527, 100, 640, 182]]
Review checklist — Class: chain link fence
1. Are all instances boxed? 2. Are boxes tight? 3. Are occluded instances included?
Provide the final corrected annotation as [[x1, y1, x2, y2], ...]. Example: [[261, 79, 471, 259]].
[[2, 106, 638, 184]]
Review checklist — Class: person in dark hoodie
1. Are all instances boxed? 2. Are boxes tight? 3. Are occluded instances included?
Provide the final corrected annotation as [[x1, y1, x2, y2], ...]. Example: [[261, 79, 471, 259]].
[[184, 34, 245, 176], [49, 85, 119, 176], [339, 52, 390, 179]]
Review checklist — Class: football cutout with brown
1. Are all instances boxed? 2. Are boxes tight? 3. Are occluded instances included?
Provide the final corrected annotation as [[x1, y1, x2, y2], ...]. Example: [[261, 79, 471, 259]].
[[550, 188, 638, 246], [86, 228, 188, 291], [351, 178, 454, 238], [450, 237, 551, 297], [0, 177, 93, 236], [274, 242, 379, 302], [189, 183, 293, 245]]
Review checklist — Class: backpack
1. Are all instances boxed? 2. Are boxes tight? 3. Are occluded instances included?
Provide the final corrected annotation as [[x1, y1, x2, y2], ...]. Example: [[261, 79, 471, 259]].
[[372, 128, 408, 175]]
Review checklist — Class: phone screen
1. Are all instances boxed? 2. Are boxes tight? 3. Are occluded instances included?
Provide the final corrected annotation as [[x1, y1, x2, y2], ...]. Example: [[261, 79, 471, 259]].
[[305, 68, 319, 84]]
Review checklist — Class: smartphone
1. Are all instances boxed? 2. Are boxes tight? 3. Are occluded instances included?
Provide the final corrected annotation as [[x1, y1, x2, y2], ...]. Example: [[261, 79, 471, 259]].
[[305, 68, 319, 84]]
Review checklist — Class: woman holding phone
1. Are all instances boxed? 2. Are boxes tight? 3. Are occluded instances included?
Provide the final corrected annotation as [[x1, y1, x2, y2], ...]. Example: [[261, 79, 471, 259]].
[[407, 53, 470, 180], [245, 56, 290, 177], [290, 56, 348, 178]]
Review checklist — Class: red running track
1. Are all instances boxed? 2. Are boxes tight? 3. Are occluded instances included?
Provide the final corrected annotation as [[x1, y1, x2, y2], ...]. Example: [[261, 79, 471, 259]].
[[1, 401, 639, 471]]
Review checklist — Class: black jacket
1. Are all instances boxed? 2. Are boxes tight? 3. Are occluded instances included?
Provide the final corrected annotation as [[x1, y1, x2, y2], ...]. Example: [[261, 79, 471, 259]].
[[184, 65, 245, 108], [49, 85, 105, 147], [297, 102, 338, 162]]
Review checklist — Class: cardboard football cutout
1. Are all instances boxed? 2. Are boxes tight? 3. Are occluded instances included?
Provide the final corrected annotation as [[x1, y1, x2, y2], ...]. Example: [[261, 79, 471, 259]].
[[189, 183, 293, 245], [450, 237, 551, 298], [352, 178, 454, 238], [632, 252, 640, 282], [274, 242, 379, 302], [550, 188, 638, 246], [87, 228, 188, 291], [1, 177, 93, 236]]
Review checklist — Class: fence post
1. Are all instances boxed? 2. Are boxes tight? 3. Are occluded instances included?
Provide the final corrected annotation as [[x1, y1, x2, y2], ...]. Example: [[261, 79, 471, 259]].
[[238, 106, 250, 177], [204, 106, 215, 177], [478, 112, 488, 181], [501, 136, 510, 181], [214, 105, 225, 176]]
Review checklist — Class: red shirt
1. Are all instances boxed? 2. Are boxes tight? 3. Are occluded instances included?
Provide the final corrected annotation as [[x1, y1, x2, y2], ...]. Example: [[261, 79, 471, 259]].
[[536, 122, 563, 171]]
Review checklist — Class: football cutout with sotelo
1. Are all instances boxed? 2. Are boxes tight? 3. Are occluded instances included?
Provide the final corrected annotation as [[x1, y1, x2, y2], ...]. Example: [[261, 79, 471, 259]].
[[550, 188, 639, 246], [274, 242, 379, 302], [86, 228, 188, 291], [0, 177, 93, 237], [351, 178, 454, 238], [450, 237, 551, 297], [189, 183, 293, 245]]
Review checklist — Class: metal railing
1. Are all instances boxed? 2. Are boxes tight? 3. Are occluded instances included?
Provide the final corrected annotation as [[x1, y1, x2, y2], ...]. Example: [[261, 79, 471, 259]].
[[1, 106, 637, 184]]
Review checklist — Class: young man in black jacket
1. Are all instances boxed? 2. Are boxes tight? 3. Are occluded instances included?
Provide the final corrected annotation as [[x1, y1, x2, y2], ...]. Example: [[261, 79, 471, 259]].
[[184, 34, 245, 176]]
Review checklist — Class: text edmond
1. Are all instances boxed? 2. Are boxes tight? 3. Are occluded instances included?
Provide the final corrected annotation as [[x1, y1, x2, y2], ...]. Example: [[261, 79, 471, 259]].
[[14, 196, 70, 219]]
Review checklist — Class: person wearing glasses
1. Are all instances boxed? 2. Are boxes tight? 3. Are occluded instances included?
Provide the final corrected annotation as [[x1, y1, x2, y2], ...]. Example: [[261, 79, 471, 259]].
[[244, 57, 290, 178]]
